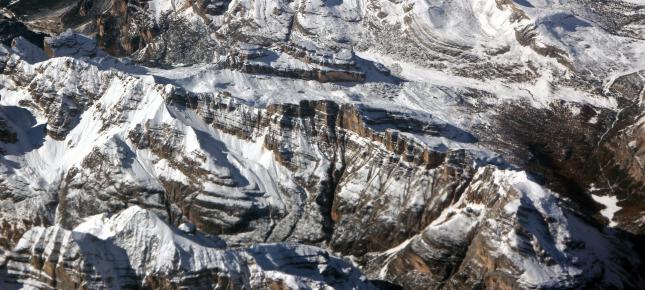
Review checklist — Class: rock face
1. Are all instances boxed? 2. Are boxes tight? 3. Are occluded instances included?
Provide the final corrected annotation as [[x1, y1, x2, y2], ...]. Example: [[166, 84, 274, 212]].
[[0, 15, 46, 48], [362, 167, 642, 289], [1, 206, 376, 290], [1, 0, 645, 289]]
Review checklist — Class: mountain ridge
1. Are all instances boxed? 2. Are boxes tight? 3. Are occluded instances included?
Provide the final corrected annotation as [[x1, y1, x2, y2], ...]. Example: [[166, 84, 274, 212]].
[[1, 0, 644, 288]]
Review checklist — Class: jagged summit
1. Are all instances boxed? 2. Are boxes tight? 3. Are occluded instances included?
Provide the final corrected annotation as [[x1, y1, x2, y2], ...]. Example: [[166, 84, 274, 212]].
[[2, 205, 375, 289]]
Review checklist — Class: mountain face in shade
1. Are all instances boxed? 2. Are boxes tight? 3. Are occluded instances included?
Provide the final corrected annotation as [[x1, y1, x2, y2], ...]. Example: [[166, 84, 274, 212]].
[[0, 0, 644, 289]]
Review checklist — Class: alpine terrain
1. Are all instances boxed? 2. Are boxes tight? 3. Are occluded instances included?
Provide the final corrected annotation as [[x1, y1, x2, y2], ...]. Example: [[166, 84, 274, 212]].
[[0, 0, 644, 289]]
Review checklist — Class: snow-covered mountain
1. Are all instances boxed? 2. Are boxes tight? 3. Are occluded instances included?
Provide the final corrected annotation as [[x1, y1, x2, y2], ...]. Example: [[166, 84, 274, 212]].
[[3, 206, 375, 289], [0, 0, 644, 289]]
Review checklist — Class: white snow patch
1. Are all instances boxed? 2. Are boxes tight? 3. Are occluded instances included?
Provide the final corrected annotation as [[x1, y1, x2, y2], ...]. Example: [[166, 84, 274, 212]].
[[591, 194, 621, 227]]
